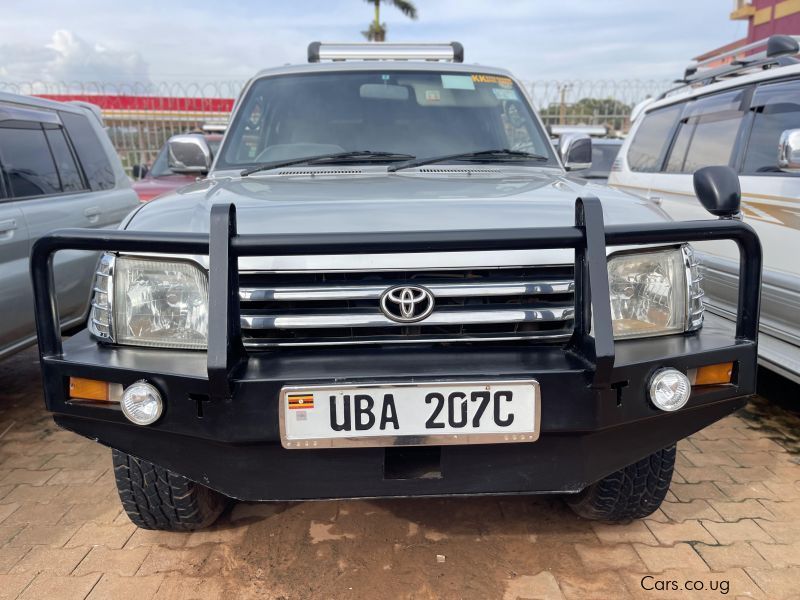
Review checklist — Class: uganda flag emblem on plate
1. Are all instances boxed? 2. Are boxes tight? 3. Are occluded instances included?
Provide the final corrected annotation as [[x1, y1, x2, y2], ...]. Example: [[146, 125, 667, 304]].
[[287, 393, 314, 410]]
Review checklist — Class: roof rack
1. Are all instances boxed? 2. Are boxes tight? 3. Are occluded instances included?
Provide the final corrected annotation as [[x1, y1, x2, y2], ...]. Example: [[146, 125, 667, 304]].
[[658, 34, 800, 99], [307, 42, 464, 63]]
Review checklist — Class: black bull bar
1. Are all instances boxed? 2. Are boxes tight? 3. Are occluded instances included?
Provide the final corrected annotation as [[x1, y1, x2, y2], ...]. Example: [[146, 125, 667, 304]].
[[30, 197, 762, 402]]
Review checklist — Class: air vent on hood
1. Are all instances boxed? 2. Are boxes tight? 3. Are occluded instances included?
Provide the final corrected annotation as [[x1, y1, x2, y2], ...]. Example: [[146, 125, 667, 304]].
[[416, 167, 503, 174], [276, 169, 365, 176]]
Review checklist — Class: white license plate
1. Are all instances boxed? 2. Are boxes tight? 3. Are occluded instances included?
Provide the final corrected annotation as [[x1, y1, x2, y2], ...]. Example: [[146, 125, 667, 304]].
[[279, 380, 540, 449]]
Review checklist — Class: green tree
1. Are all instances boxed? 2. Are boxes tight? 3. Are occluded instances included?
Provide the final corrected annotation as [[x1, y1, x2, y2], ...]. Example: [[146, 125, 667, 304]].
[[362, 0, 418, 42]]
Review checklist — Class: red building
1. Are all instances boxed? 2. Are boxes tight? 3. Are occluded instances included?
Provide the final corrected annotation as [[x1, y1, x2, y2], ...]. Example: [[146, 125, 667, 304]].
[[34, 94, 233, 124], [695, 0, 800, 65], [733, 0, 800, 41]]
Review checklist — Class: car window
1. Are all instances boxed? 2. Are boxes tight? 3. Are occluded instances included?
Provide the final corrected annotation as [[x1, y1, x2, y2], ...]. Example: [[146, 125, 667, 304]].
[[59, 111, 115, 191], [665, 90, 745, 173], [0, 123, 60, 198], [626, 105, 682, 172], [44, 126, 85, 192], [742, 80, 800, 174]]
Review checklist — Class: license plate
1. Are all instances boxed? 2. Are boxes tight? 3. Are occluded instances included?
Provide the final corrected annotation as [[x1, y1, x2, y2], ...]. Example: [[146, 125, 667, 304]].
[[279, 380, 540, 449]]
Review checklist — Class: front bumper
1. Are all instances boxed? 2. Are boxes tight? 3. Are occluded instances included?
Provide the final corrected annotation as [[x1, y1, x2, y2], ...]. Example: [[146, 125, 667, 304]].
[[44, 313, 753, 501], [31, 197, 762, 501]]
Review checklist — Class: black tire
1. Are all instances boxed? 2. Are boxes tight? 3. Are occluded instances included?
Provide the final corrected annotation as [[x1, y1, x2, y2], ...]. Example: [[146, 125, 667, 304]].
[[112, 449, 228, 531], [567, 445, 676, 522]]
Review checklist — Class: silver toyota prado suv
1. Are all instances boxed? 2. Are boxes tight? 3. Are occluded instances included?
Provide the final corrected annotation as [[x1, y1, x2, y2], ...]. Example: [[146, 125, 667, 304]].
[[32, 43, 762, 531]]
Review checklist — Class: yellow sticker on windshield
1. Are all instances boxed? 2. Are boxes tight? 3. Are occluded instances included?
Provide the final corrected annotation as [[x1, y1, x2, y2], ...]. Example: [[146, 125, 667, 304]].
[[471, 74, 514, 87]]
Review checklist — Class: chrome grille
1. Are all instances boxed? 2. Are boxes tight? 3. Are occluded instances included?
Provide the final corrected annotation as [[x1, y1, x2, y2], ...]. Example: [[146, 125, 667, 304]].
[[238, 266, 575, 348]]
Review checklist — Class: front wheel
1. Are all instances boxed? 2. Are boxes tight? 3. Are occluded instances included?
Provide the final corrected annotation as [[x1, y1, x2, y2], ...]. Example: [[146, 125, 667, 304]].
[[567, 444, 676, 522], [112, 450, 228, 531]]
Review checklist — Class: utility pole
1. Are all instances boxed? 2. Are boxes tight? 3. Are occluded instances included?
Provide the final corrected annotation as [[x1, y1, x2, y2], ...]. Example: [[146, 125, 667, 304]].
[[559, 84, 572, 125]]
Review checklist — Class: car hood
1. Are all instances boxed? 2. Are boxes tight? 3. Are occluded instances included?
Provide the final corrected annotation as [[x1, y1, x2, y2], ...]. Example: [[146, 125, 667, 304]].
[[128, 170, 671, 235]]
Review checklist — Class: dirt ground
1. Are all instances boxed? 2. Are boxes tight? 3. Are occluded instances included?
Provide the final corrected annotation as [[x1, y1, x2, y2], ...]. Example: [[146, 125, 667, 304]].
[[1, 347, 799, 599]]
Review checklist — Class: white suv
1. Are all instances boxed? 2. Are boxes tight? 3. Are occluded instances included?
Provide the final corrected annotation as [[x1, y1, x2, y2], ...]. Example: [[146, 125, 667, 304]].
[[610, 34, 800, 384]]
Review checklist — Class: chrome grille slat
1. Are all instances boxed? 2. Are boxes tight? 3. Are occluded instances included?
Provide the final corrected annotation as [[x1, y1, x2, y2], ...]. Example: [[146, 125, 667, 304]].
[[241, 305, 575, 330], [243, 331, 572, 348], [239, 279, 574, 301], [238, 265, 575, 347]]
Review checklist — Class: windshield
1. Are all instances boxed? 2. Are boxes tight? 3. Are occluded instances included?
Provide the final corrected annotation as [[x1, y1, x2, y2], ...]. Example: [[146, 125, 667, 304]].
[[150, 137, 221, 177], [216, 70, 558, 170]]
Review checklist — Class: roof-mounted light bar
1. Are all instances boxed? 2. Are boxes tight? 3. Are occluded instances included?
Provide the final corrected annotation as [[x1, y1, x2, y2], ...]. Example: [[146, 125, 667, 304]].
[[308, 42, 464, 63]]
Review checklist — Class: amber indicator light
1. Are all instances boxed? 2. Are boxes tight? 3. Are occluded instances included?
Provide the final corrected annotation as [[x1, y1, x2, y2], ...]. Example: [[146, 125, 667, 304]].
[[692, 362, 734, 386], [69, 377, 112, 401]]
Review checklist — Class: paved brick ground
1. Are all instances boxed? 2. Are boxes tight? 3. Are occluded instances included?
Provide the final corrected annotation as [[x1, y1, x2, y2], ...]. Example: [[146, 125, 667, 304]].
[[1, 347, 799, 599]]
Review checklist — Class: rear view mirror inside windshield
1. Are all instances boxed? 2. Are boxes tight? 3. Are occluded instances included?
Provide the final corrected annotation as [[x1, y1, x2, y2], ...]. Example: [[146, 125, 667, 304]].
[[359, 83, 409, 101]]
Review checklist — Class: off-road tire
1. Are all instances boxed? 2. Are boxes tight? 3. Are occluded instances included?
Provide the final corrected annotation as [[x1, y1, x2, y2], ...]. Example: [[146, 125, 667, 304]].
[[567, 444, 676, 522], [112, 450, 227, 531]]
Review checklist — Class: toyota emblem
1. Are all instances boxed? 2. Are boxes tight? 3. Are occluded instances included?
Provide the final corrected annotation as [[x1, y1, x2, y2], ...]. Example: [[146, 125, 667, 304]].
[[380, 285, 435, 323]]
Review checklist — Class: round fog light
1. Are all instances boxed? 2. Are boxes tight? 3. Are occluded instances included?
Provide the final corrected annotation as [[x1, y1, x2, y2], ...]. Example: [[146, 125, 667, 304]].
[[121, 381, 163, 425], [649, 368, 691, 412]]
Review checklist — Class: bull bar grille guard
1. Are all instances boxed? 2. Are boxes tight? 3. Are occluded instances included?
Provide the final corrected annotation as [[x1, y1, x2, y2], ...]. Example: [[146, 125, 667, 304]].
[[30, 197, 762, 402]]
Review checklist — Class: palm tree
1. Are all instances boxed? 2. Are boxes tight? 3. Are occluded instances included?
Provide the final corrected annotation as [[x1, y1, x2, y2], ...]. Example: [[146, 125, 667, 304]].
[[362, 0, 418, 42]]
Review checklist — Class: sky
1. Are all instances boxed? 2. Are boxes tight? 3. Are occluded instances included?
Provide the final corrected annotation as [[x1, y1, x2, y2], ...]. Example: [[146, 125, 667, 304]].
[[0, 0, 748, 86]]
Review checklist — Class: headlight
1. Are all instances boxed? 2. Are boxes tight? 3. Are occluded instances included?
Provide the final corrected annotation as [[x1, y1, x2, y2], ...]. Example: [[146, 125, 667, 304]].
[[607, 245, 703, 340], [88, 254, 208, 349]]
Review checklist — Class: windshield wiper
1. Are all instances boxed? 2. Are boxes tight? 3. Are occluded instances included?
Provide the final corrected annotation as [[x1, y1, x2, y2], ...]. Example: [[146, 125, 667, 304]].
[[388, 149, 549, 172], [241, 151, 416, 176]]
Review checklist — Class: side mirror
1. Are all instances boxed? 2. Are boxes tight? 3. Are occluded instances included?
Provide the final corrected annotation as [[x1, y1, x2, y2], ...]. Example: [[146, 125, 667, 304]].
[[693, 166, 741, 218], [168, 135, 211, 174], [559, 133, 592, 171], [778, 129, 800, 173]]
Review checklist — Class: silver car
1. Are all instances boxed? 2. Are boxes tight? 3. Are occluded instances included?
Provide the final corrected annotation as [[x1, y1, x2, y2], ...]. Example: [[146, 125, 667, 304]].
[[0, 92, 140, 359], [30, 43, 761, 531]]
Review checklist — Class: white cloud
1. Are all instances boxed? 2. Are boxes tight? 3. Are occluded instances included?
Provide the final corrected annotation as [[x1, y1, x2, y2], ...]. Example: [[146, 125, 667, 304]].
[[45, 30, 148, 82], [0, 29, 148, 84]]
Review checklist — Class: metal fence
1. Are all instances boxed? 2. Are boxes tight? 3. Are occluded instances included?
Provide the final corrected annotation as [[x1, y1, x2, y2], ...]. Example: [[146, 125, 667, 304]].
[[1, 79, 671, 176], [527, 79, 671, 133]]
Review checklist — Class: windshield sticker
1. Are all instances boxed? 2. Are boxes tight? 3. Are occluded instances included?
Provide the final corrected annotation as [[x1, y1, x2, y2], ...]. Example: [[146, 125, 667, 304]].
[[425, 89, 441, 102], [441, 74, 475, 90], [472, 74, 514, 88], [493, 88, 519, 101]]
